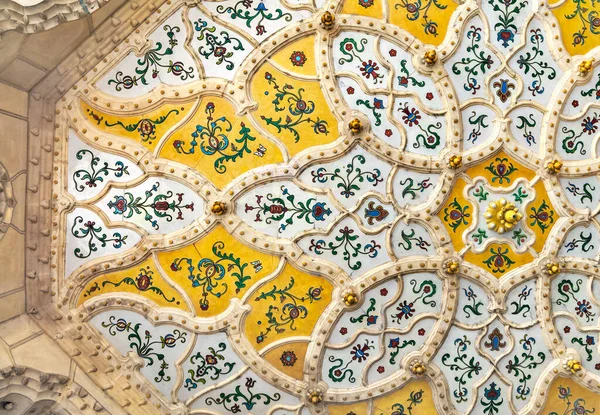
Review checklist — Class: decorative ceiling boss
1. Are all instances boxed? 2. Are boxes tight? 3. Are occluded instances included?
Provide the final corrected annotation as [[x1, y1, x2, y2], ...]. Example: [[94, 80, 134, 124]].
[[46, 0, 600, 413]]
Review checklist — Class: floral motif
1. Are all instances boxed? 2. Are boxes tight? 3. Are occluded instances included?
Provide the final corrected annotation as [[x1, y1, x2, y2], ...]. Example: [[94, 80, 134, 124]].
[[484, 157, 517, 184], [309, 226, 381, 270], [254, 277, 322, 343], [338, 38, 384, 83], [388, 337, 417, 364], [397, 60, 426, 88], [394, 0, 448, 37], [216, 1, 292, 36], [505, 335, 546, 400], [194, 18, 245, 70], [565, 182, 595, 203], [72, 149, 128, 192], [357, 97, 385, 126], [564, 0, 600, 47], [529, 200, 554, 233], [462, 286, 484, 318], [173, 102, 261, 173], [100, 266, 176, 303], [444, 198, 471, 232], [184, 342, 236, 391], [364, 201, 389, 225], [280, 351, 297, 366], [87, 108, 180, 144], [107, 182, 194, 230], [452, 26, 495, 94], [489, 0, 529, 47], [397, 228, 431, 252], [548, 385, 596, 415], [515, 114, 537, 147], [71, 216, 127, 259], [399, 177, 433, 199], [261, 72, 329, 141], [442, 336, 483, 403], [244, 185, 332, 233], [289, 50, 306, 67], [311, 154, 383, 199], [481, 382, 503, 414], [516, 29, 556, 96], [328, 339, 374, 383], [492, 78, 516, 102], [564, 232, 594, 253], [483, 246, 516, 273], [390, 280, 437, 323], [484, 327, 507, 351], [102, 316, 187, 382], [170, 242, 254, 311], [467, 111, 489, 144], [398, 103, 443, 149], [205, 377, 281, 412], [107, 25, 194, 90]]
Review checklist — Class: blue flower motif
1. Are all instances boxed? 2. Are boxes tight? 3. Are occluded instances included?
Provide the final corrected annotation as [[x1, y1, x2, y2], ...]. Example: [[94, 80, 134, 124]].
[[311, 202, 331, 221], [497, 30, 515, 47], [108, 195, 128, 215]]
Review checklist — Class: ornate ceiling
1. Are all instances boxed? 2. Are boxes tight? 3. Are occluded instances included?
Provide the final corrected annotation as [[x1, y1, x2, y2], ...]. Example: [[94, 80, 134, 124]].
[[41, 0, 600, 413]]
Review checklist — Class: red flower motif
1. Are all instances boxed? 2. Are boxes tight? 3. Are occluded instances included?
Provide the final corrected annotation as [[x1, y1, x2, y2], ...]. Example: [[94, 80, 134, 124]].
[[572, 100, 580, 107], [385, 129, 393, 137], [377, 366, 385, 373], [380, 288, 388, 296], [426, 92, 434, 100], [389, 49, 397, 57], [564, 326, 571, 333], [595, 363, 600, 370], [418, 328, 426, 336], [347, 86, 355, 95], [340, 327, 348, 335]]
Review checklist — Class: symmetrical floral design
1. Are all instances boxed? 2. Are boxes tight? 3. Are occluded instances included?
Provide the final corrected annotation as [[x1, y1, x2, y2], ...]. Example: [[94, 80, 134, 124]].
[[52, 0, 600, 414]]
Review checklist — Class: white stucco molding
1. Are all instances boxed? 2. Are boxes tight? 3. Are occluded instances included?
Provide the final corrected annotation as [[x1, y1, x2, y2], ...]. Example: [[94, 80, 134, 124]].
[[0, 0, 110, 37]]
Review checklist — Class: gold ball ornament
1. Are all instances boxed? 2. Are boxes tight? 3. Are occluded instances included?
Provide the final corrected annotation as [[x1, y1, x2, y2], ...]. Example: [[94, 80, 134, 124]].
[[448, 155, 462, 169], [343, 292, 359, 307], [321, 11, 335, 29], [211, 201, 227, 215], [579, 59, 594, 75], [545, 262, 560, 276], [445, 260, 460, 274], [411, 362, 427, 375], [484, 198, 523, 234], [423, 49, 437, 66], [348, 118, 362, 134], [565, 359, 582, 373], [308, 390, 323, 404], [546, 159, 563, 174]]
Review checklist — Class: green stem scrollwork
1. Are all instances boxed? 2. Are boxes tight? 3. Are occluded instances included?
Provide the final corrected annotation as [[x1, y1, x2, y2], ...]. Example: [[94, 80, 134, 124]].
[[505, 335, 546, 400], [310, 226, 381, 271], [311, 154, 383, 199], [101, 316, 186, 383], [184, 342, 236, 391], [195, 19, 244, 70], [71, 216, 127, 259], [72, 149, 129, 192], [205, 377, 281, 412], [101, 266, 175, 303], [442, 336, 482, 403]]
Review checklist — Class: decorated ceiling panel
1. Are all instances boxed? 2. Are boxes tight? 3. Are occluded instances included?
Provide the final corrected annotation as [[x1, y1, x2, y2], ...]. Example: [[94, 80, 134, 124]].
[[49, 0, 600, 413]]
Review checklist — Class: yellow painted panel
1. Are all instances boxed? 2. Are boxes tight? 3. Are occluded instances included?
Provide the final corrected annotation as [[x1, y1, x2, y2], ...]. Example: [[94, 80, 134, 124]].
[[541, 377, 599, 413], [250, 63, 339, 157], [159, 97, 284, 189], [271, 36, 317, 77], [465, 151, 535, 188], [341, 0, 384, 19], [77, 257, 188, 310], [373, 380, 438, 414], [389, 0, 458, 46], [81, 100, 191, 151], [439, 177, 472, 250], [244, 262, 332, 350], [156, 226, 280, 316], [262, 341, 308, 381], [551, 2, 600, 56], [327, 402, 369, 415], [527, 181, 557, 253], [465, 243, 534, 278]]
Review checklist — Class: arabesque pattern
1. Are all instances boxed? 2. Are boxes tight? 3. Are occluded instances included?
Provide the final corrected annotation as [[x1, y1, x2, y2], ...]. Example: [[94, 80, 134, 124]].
[[48, 0, 600, 414]]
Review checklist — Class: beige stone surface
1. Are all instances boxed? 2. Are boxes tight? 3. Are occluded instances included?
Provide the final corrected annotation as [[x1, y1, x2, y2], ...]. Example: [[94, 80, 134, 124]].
[[91, 0, 126, 29], [0, 31, 27, 74], [9, 172, 26, 230], [20, 19, 91, 71], [0, 289, 25, 322], [0, 228, 24, 294], [11, 334, 71, 376], [0, 314, 41, 347], [0, 113, 27, 174], [0, 58, 46, 91], [0, 82, 28, 118]]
